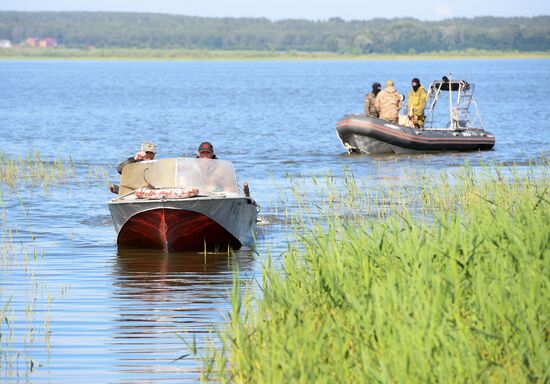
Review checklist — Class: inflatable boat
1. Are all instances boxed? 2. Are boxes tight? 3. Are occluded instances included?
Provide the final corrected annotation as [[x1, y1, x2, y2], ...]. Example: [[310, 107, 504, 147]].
[[336, 76, 495, 154]]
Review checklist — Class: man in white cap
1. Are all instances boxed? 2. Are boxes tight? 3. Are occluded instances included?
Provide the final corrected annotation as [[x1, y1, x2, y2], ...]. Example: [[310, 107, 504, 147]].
[[116, 141, 157, 174], [109, 141, 156, 194]]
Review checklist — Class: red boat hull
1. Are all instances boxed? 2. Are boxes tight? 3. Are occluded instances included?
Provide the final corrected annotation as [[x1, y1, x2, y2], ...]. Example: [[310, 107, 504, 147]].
[[117, 208, 241, 252]]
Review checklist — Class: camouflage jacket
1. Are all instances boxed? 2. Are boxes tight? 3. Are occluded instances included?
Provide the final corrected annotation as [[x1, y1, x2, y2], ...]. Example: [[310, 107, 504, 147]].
[[374, 86, 402, 122], [364, 92, 378, 116]]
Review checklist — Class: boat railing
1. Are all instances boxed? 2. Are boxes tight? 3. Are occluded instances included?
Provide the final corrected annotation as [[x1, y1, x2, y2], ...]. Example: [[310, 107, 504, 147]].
[[425, 75, 483, 130]]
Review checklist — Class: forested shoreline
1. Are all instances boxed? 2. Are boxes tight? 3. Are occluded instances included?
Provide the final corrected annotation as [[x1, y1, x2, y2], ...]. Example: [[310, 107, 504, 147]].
[[1, 11, 549, 54]]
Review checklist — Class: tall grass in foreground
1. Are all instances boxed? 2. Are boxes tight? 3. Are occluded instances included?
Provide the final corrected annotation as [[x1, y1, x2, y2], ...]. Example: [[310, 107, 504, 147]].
[[200, 166, 549, 383]]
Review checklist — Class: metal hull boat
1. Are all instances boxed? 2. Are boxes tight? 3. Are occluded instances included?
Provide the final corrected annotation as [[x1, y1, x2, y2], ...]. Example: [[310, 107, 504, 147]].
[[336, 115, 495, 154], [108, 196, 257, 252], [107, 157, 258, 252]]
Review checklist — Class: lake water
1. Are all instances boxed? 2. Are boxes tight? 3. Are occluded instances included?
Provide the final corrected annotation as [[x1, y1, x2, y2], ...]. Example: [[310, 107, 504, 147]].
[[0, 59, 549, 382]]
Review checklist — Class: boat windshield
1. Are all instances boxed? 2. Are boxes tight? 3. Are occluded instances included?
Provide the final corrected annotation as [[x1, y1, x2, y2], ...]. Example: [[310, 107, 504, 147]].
[[118, 157, 241, 197], [175, 158, 240, 197]]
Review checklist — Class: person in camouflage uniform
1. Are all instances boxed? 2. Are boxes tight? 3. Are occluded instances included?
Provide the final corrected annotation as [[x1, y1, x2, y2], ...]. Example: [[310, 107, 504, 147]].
[[364, 82, 382, 117], [407, 77, 428, 128], [374, 80, 402, 123]]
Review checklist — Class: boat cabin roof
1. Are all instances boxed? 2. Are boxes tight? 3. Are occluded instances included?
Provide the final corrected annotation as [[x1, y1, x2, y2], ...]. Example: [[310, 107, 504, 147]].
[[429, 78, 471, 92]]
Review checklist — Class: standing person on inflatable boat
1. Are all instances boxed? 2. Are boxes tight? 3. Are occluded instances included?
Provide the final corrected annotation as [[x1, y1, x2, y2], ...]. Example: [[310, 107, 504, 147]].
[[407, 77, 428, 128], [374, 80, 402, 123], [364, 82, 382, 117]]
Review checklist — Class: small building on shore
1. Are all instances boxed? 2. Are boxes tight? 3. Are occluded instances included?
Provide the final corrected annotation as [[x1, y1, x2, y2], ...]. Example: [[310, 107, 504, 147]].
[[25, 37, 58, 48], [39, 38, 58, 48]]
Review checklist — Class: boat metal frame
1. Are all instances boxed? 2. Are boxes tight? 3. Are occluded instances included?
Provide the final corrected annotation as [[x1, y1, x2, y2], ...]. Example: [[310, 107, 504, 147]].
[[425, 75, 484, 131]]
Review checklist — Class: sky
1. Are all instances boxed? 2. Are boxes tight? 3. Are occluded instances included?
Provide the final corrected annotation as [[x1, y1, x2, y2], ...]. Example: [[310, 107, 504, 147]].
[[1, 0, 549, 21]]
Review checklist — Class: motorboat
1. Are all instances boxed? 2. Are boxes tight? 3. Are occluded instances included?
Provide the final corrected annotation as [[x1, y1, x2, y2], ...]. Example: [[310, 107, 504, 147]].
[[107, 158, 258, 252], [336, 76, 495, 154]]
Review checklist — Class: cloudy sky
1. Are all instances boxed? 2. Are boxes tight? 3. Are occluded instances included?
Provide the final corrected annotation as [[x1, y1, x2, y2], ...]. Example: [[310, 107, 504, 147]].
[[1, 0, 549, 21]]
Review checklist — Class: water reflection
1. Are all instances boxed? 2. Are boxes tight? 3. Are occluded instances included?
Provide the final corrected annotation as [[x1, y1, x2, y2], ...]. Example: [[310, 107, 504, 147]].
[[115, 246, 255, 277], [109, 247, 256, 381]]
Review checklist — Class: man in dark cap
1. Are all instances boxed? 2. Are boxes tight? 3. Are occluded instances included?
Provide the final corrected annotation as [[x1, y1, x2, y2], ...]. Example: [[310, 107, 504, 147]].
[[364, 82, 382, 117], [196, 142, 218, 159], [194, 142, 237, 194], [407, 78, 428, 128]]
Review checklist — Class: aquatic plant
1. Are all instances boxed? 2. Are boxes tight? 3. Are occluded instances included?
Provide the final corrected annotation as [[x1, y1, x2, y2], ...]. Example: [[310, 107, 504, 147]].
[[200, 164, 550, 383], [0, 194, 53, 377], [86, 163, 111, 186], [0, 151, 75, 188]]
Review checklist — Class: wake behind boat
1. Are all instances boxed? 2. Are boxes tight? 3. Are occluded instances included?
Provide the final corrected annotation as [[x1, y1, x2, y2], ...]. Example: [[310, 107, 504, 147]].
[[107, 158, 258, 252], [336, 76, 495, 154]]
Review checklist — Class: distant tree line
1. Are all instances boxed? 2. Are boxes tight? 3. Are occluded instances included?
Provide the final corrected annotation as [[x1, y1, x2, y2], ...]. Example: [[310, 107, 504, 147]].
[[1, 11, 549, 53]]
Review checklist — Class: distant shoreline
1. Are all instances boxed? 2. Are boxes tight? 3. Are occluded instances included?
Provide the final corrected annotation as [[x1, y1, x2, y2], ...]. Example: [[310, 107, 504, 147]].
[[1, 48, 549, 61]]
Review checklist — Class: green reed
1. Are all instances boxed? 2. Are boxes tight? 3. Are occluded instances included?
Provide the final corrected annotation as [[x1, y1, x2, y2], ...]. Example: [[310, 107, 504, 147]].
[[0, 193, 52, 376], [199, 164, 549, 383], [86, 163, 111, 186], [0, 151, 75, 188]]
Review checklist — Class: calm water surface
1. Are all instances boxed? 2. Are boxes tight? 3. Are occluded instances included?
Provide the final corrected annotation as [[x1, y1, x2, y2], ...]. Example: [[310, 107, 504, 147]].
[[0, 59, 549, 382]]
